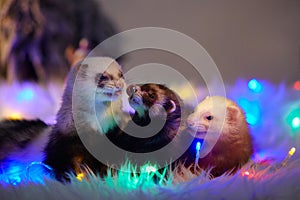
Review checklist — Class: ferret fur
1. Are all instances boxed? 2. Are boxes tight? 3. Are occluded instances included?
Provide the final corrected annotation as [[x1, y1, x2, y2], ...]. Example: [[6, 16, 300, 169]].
[[0, 119, 51, 169], [177, 96, 253, 177], [43, 57, 126, 181], [107, 83, 182, 154]]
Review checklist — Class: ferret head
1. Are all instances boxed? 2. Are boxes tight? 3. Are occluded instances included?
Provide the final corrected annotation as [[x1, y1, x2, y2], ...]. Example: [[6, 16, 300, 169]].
[[75, 57, 125, 102], [184, 96, 252, 176], [186, 96, 247, 139], [126, 83, 181, 119], [94, 61, 125, 102], [57, 57, 125, 134]]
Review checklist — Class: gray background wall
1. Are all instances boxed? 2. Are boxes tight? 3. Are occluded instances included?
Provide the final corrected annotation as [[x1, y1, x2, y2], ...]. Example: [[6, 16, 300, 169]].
[[100, 0, 300, 84]]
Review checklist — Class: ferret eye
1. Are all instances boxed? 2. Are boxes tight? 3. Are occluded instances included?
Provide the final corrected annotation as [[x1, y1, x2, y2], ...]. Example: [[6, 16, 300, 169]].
[[206, 115, 213, 120], [100, 75, 109, 81], [148, 93, 155, 99]]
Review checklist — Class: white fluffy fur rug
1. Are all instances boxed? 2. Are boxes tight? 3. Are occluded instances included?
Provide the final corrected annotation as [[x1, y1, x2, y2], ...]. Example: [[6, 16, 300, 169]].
[[0, 80, 299, 199], [1, 160, 300, 200]]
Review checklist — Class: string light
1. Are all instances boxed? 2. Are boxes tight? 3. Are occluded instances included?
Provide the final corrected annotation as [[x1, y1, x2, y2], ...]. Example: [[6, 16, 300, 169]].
[[0, 164, 22, 185], [286, 109, 300, 132], [292, 117, 300, 129], [7, 112, 22, 120], [0, 161, 54, 185], [241, 170, 255, 178], [196, 142, 201, 152], [194, 141, 202, 171], [248, 79, 263, 93], [293, 81, 300, 91], [242, 171, 250, 176], [145, 165, 157, 173], [238, 98, 261, 125], [240, 148, 296, 179], [76, 173, 85, 181], [26, 161, 54, 183], [243, 171, 250, 176], [281, 147, 296, 167], [288, 147, 296, 156], [139, 164, 165, 183]]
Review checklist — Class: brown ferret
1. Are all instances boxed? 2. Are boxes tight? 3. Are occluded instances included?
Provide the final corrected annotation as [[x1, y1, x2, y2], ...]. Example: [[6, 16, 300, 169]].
[[107, 83, 182, 155], [177, 96, 253, 177]]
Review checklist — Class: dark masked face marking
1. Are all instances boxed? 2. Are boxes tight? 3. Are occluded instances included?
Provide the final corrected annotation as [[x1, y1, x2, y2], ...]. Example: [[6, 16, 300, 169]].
[[95, 69, 123, 89]]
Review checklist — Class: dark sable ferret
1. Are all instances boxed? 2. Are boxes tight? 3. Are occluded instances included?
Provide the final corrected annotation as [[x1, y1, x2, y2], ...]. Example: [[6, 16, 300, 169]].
[[107, 83, 182, 156], [0, 119, 50, 168], [43, 57, 125, 181], [177, 96, 253, 177]]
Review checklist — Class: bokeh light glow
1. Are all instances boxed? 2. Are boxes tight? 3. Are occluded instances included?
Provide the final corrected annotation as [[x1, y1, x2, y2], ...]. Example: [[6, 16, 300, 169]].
[[292, 117, 300, 129], [248, 79, 263, 93], [16, 88, 35, 102], [293, 81, 300, 91], [238, 98, 261, 125], [286, 108, 300, 131]]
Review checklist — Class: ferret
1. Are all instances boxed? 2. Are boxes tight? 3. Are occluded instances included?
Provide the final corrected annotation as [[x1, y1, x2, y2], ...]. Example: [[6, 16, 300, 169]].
[[107, 83, 182, 156], [177, 96, 253, 177], [0, 119, 50, 169], [43, 57, 126, 181]]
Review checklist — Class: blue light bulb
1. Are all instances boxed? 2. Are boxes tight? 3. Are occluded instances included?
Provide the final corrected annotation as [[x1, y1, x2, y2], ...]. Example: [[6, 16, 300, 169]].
[[248, 79, 263, 93], [238, 98, 261, 125], [196, 142, 201, 151]]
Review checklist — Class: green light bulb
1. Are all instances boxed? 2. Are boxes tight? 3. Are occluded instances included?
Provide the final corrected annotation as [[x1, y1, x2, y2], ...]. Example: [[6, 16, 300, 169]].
[[292, 117, 300, 128]]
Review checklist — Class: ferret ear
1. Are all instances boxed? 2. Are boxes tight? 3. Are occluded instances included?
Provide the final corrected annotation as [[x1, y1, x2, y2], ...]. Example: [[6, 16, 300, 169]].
[[226, 105, 239, 122], [76, 64, 89, 79], [168, 100, 177, 113], [72, 62, 84, 73], [79, 64, 89, 71]]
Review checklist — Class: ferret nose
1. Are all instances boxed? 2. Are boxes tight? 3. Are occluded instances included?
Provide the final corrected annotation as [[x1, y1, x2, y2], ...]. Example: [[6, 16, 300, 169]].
[[186, 119, 195, 127], [116, 80, 124, 89], [127, 84, 140, 95]]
